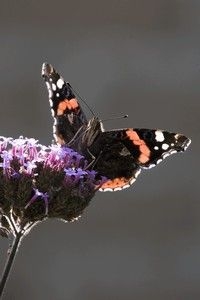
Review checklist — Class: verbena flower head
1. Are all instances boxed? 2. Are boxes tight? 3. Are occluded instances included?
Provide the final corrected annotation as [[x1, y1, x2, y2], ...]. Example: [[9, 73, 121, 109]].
[[0, 136, 105, 237]]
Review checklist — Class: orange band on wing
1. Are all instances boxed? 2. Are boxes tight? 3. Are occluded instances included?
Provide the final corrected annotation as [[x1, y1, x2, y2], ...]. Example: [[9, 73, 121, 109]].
[[100, 177, 129, 189], [126, 130, 140, 141], [57, 98, 79, 115], [126, 129, 151, 163]]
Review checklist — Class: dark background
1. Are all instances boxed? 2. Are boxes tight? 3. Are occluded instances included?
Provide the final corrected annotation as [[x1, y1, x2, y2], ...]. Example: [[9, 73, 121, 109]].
[[0, 1, 199, 299]]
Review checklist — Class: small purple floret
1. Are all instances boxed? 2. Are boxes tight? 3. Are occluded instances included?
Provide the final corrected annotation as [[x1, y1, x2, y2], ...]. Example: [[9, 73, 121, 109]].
[[25, 188, 49, 216]]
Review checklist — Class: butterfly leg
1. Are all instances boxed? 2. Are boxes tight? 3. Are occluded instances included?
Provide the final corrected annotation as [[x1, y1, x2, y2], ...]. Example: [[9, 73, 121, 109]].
[[67, 126, 85, 147], [84, 149, 102, 170]]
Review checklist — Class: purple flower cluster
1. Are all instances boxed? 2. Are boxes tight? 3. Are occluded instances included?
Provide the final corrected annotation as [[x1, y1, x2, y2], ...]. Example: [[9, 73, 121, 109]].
[[0, 136, 105, 237]]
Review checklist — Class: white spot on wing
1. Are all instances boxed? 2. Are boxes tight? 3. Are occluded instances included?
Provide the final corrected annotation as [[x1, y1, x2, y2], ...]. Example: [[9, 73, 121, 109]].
[[56, 93, 60, 97], [52, 83, 56, 91], [157, 158, 163, 164], [99, 188, 113, 192], [51, 108, 55, 117], [46, 82, 51, 89], [114, 187, 123, 191], [170, 150, 177, 154], [155, 130, 165, 142], [183, 138, 191, 150], [122, 184, 130, 190], [49, 99, 53, 107], [135, 169, 141, 178], [130, 178, 136, 185], [162, 143, 169, 150], [57, 78, 64, 89], [48, 90, 53, 98], [147, 164, 156, 169], [154, 146, 159, 150], [162, 153, 170, 159]]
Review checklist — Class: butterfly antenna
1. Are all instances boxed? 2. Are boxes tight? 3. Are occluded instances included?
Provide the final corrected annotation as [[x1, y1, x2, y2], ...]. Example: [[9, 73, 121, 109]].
[[69, 84, 96, 117], [101, 114, 128, 122]]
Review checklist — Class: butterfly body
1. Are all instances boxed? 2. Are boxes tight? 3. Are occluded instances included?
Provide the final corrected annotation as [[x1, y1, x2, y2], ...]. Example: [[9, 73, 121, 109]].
[[42, 63, 191, 192]]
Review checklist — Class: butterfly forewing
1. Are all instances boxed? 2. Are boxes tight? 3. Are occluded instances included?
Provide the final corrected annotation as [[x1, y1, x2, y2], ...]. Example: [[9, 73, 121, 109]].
[[120, 128, 191, 168], [42, 63, 87, 145]]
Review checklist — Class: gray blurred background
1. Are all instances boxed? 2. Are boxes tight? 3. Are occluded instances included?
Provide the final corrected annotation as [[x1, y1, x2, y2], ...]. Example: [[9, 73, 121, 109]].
[[0, 1, 199, 299]]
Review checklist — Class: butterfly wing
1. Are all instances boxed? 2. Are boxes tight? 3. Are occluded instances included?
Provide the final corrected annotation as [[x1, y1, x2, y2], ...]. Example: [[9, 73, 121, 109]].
[[121, 128, 191, 168], [87, 128, 191, 191], [42, 63, 87, 145]]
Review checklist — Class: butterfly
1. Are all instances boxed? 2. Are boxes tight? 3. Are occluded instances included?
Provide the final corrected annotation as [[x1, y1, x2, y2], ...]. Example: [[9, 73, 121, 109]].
[[42, 63, 191, 192]]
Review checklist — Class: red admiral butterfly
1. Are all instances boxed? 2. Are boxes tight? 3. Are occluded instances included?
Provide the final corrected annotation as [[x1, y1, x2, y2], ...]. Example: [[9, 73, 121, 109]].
[[42, 63, 191, 192]]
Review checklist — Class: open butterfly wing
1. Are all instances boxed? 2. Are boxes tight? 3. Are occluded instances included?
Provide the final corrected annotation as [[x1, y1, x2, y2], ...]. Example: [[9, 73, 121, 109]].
[[88, 128, 190, 191], [42, 63, 87, 145], [121, 128, 191, 168]]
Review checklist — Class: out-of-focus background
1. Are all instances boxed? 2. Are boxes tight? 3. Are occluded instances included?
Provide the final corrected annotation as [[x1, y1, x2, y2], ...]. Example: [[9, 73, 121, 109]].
[[0, 1, 199, 299]]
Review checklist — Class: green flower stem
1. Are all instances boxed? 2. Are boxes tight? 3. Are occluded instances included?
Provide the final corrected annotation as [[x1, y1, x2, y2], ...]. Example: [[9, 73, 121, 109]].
[[0, 232, 23, 298]]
